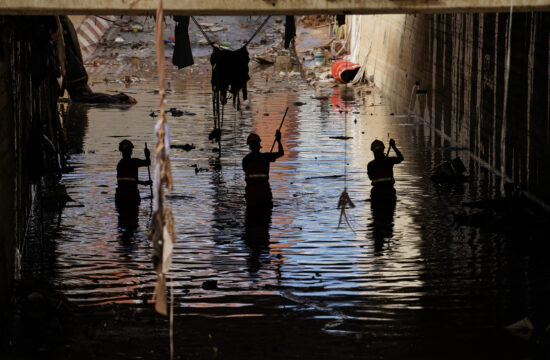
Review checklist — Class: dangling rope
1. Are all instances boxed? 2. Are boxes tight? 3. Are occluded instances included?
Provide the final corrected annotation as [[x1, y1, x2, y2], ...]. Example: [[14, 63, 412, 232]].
[[190, 15, 271, 50], [190, 16, 215, 46], [148, 7, 177, 360], [337, 58, 355, 230], [245, 16, 271, 46]]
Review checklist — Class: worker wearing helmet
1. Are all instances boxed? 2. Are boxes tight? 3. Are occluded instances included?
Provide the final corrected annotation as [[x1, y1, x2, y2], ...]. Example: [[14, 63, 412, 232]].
[[367, 138, 404, 197], [242, 130, 284, 207], [115, 139, 152, 208]]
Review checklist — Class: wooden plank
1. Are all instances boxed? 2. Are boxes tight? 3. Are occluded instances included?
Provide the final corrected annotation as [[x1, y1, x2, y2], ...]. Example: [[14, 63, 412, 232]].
[[0, 0, 549, 15]]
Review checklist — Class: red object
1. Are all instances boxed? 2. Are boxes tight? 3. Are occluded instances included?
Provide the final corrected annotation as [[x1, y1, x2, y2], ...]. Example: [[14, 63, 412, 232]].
[[331, 59, 361, 83], [168, 36, 175, 41]]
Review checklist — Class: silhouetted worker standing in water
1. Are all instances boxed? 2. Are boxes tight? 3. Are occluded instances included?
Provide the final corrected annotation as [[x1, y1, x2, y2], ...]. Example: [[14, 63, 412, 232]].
[[367, 139, 403, 252], [367, 139, 404, 198], [242, 130, 284, 208], [115, 139, 152, 208], [242, 131, 282, 272]]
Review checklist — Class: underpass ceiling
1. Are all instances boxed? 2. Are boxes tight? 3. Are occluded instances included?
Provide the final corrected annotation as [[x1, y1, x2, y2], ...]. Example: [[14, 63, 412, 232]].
[[1, 0, 549, 15]]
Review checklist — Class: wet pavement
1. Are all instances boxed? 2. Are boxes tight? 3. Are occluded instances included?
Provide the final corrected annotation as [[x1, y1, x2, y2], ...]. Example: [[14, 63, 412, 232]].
[[29, 16, 550, 359]]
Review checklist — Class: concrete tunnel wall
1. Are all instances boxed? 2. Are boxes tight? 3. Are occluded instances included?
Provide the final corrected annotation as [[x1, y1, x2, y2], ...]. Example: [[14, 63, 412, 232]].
[[0, 16, 66, 329], [348, 12, 550, 205]]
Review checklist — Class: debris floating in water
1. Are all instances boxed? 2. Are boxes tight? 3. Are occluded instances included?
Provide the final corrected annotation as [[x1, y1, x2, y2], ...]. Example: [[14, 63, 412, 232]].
[[170, 144, 195, 151], [329, 136, 353, 140], [305, 174, 343, 180]]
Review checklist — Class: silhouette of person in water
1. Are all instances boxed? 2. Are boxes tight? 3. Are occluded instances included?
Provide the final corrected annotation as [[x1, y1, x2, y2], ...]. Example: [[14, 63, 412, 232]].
[[368, 139, 403, 197], [242, 130, 284, 208], [242, 131, 282, 273], [244, 208, 272, 273], [367, 139, 403, 252], [115, 140, 151, 240]]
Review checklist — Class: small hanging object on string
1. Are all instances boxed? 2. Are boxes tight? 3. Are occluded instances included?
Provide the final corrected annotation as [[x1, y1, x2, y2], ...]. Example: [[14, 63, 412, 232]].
[[337, 188, 355, 229], [337, 56, 355, 231]]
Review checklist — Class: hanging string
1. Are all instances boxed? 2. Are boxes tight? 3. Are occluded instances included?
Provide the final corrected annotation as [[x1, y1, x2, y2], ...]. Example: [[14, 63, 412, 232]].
[[337, 58, 355, 230], [190, 16, 215, 47], [169, 281, 174, 360], [190, 15, 271, 49], [150, 2, 176, 359], [245, 16, 271, 46]]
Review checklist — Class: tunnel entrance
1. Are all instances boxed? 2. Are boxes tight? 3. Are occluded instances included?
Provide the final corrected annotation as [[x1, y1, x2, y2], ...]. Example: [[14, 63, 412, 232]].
[[2, 5, 550, 359]]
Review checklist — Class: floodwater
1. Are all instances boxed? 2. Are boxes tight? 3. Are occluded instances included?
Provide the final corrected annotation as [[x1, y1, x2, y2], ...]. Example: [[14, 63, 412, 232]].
[[50, 53, 550, 357]]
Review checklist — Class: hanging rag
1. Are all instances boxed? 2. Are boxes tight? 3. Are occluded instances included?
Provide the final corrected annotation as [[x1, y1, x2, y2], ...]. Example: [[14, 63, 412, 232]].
[[284, 16, 296, 49], [148, 0, 176, 317], [210, 46, 250, 109], [172, 16, 194, 69]]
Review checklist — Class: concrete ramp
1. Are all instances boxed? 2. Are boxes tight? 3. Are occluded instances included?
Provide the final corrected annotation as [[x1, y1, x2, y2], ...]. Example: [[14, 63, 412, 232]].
[[73, 16, 116, 60]]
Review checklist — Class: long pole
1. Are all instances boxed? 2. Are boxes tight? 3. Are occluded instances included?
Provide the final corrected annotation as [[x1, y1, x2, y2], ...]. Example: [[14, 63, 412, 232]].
[[145, 142, 153, 196], [270, 107, 289, 152]]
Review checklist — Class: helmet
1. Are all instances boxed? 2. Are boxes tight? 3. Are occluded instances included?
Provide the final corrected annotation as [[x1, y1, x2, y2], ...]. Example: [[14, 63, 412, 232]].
[[246, 133, 261, 145], [119, 139, 134, 152], [370, 139, 384, 151]]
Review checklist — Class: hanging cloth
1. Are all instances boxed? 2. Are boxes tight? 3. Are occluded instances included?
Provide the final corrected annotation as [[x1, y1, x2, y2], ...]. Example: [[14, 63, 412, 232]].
[[284, 16, 296, 49], [172, 16, 194, 69], [190, 16, 270, 142], [210, 46, 250, 109]]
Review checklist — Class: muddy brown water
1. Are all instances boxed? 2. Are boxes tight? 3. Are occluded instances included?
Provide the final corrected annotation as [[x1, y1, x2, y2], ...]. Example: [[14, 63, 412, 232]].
[[49, 62, 550, 358]]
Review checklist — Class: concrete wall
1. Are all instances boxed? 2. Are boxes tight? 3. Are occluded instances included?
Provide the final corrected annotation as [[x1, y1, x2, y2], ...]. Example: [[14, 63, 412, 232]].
[[0, 16, 66, 331], [348, 12, 550, 204], [0, 16, 17, 328]]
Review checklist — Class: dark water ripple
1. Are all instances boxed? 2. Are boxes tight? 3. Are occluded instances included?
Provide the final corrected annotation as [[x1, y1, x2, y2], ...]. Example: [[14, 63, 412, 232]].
[[52, 67, 550, 354]]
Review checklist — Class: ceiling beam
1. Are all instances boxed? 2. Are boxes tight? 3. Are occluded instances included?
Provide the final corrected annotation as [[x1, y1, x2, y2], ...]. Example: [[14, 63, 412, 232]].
[[1, 0, 549, 16]]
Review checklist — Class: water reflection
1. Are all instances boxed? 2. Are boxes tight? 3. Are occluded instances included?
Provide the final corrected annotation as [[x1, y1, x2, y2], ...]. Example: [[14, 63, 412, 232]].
[[369, 195, 396, 253], [244, 206, 272, 273], [61, 102, 89, 154], [116, 201, 140, 246], [49, 58, 550, 358]]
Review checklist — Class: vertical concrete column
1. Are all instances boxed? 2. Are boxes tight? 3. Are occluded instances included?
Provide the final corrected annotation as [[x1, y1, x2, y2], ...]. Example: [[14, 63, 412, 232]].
[[0, 16, 16, 325]]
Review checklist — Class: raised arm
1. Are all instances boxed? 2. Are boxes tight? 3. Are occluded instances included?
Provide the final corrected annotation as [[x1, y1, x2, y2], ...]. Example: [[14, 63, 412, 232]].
[[136, 146, 151, 167], [273, 130, 284, 159], [389, 139, 403, 164]]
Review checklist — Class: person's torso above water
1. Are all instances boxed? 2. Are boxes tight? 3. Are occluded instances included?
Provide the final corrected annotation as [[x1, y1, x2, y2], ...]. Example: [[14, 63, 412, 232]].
[[242, 152, 278, 185], [368, 156, 401, 187], [117, 158, 145, 189]]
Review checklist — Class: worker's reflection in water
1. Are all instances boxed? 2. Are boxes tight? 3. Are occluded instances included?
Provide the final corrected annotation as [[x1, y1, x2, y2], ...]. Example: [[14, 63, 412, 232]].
[[367, 139, 403, 252], [242, 131, 284, 272], [115, 139, 152, 243]]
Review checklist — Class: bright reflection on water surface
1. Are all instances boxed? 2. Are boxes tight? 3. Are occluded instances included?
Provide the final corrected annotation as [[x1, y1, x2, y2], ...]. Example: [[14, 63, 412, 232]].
[[54, 66, 548, 345]]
